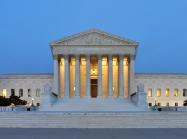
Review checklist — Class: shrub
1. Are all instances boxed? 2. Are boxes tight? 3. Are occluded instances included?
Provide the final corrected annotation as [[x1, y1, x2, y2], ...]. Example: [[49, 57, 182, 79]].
[[0, 95, 27, 106], [184, 100, 187, 106], [0, 96, 11, 106]]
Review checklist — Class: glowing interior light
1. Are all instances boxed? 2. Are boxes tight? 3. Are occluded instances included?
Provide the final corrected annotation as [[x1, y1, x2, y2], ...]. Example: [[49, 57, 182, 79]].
[[102, 61, 107, 66], [60, 58, 64, 65], [92, 69, 96, 74], [81, 60, 86, 65], [2, 89, 7, 97]]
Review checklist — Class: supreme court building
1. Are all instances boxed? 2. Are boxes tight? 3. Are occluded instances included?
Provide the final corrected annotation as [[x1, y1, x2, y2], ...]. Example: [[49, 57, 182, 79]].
[[51, 29, 137, 99], [0, 29, 187, 111]]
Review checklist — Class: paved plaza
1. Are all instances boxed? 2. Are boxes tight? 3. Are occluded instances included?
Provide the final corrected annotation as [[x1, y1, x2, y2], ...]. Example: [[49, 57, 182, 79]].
[[0, 128, 186, 139]]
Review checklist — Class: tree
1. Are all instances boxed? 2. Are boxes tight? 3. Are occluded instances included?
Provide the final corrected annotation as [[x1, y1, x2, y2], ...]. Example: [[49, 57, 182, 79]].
[[0, 96, 27, 106], [9, 95, 27, 105], [0, 96, 11, 106], [184, 100, 187, 106]]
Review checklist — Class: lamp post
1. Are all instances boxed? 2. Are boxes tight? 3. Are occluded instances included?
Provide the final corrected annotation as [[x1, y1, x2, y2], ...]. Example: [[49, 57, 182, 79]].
[[154, 97, 157, 111], [154, 97, 157, 106], [31, 98, 34, 107], [11, 103, 15, 111]]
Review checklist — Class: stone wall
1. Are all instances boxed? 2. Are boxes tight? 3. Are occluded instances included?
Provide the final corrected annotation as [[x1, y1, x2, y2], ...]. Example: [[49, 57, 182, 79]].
[[0, 73, 187, 107], [135, 73, 187, 107], [0, 74, 53, 105]]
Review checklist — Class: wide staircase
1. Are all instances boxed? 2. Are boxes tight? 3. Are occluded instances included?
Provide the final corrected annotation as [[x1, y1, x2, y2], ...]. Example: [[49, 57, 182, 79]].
[[41, 97, 145, 111], [0, 112, 187, 128]]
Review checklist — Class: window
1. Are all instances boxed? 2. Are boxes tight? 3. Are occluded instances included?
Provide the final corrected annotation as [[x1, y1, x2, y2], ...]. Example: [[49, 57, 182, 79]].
[[148, 103, 152, 106], [165, 88, 170, 97], [37, 103, 40, 106], [2, 89, 7, 97], [19, 89, 23, 97], [174, 89, 178, 97], [28, 89, 31, 97], [157, 88, 161, 97], [183, 89, 187, 97], [157, 103, 161, 106], [148, 89, 152, 97], [11, 89, 15, 96], [175, 103, 178, 107], [166, 103, 169, 107], [36, 89, 40, 97]]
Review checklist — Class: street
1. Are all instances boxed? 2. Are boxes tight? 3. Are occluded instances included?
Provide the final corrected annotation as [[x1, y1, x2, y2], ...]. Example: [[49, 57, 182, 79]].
[[0, 128, 187, 139]]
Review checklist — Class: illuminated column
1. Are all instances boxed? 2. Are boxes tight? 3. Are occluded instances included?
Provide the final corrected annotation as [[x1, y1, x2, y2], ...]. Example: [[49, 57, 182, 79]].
[[108, 55, 113, 97], [86, 55, 91, 97], [98, 55, 102, 97], [118, 55, 124, 97], [75, 55, 80, 97], [124, 57, 128, 97], [129, 55, 135, 95], [64, 55, 70, 97], [53, 56, 59, 95]]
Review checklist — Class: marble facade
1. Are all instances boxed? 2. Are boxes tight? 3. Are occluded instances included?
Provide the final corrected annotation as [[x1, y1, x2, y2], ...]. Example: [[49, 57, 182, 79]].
[[0, 29, 187, 111], [50, 29, 138, 100]]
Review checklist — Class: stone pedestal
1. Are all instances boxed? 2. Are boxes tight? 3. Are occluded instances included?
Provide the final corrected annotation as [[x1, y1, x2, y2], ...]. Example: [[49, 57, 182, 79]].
[[40, 84, 58, 111], [137, 84, 147, 110], [137, 91, 147, 110]]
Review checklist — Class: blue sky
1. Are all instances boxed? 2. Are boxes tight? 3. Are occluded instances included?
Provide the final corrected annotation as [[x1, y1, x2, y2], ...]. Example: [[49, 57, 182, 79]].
[[0, 0, 187, 74]]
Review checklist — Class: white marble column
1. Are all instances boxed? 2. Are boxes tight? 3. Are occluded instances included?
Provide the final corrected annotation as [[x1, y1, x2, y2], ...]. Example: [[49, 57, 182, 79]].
[[64, 55, 70, 97], [98, 55, 102, 97], [86, 55, 91, 97], [75, 55, 80, 97], [108, 55, 113, 97], [129, 55, 135, 95], [53, 56, 59, 95], [118, 55, 124, 97]]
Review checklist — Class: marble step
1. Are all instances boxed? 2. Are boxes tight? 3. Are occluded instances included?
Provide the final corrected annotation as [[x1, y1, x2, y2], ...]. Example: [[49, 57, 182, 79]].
[[0, 113, 187, 116]]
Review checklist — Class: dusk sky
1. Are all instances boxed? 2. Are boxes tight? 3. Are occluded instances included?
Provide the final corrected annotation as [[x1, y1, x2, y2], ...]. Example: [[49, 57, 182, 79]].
[[0, 0, 187, 74]]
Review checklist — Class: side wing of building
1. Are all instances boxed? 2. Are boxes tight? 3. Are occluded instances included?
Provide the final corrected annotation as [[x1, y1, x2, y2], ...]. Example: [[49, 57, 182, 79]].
[[0, 74, 53, 106], [135, 73, 187, 107], [1, 73, 187, 107]]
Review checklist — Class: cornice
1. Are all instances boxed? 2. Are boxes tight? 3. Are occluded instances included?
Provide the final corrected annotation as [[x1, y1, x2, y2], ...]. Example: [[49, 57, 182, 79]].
[[0, 73, 53, 79], [135, 73, 187, 79]]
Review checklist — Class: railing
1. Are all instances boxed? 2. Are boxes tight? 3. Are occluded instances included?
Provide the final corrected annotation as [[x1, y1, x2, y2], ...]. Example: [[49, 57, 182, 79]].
[[0, 105, 39, 112], [149, 106, 187, 112], [0, 106, 15, 112]]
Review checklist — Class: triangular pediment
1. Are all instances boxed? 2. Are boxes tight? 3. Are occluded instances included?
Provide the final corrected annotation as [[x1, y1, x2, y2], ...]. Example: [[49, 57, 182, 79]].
[[50, 29, 138, 46]]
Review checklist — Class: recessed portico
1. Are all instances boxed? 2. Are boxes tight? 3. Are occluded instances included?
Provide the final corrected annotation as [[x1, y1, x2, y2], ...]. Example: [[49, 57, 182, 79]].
[[56, 55, 130, 98], [50, 29, 138, 101]]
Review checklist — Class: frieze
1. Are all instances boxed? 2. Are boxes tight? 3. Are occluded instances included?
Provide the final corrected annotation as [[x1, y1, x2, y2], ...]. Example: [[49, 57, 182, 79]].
[[52, 45, 135, 55]]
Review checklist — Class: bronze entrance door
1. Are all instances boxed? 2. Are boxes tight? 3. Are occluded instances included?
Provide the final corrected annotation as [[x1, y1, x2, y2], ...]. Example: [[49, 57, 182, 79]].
[[91, 79, 98, 98]]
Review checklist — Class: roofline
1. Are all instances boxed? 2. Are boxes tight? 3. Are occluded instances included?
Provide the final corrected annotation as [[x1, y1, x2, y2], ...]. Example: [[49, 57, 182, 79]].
[[0, 73, 53, 76], [135, 73, 187, 76], [50, 28, 139, 46], [0, 73, 53, 79], [1, 72, 187, 76], [50, 44, 138, 47]]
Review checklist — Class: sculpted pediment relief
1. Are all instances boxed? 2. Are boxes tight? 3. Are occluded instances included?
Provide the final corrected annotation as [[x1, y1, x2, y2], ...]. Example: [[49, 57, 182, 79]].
[[51, 29, 138, 46]]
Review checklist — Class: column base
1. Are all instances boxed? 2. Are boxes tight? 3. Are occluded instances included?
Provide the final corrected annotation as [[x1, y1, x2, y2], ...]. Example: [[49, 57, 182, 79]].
[[96, 96, 104, 99], [61, 96, 69, 99], [83, 96, 92, 99], [104, 96, 114, 99], [118, 96, 126, 99]]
